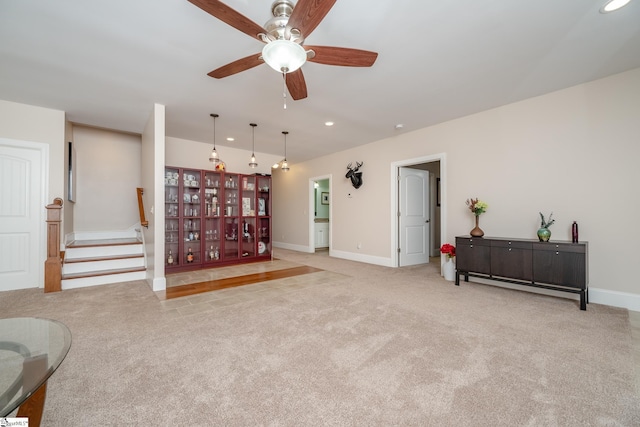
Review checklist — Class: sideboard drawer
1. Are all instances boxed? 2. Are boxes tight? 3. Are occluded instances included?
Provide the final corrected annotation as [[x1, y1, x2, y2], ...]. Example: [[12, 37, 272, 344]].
[[532, 242, 586, 254]]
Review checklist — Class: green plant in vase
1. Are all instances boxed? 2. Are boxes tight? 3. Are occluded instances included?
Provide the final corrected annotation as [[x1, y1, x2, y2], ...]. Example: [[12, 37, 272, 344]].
[[537, 212, 555, 242], [466, 198, 488, 237]]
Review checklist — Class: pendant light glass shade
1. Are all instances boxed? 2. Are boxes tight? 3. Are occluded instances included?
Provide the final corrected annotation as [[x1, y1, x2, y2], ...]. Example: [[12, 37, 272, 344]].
[[249, 123, 258, 168], [281, 131, 290, 172], [209, 113, 221, 165]]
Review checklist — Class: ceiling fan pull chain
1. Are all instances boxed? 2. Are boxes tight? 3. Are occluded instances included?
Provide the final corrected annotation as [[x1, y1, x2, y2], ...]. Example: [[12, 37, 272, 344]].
[[282, 72, 287, 109]]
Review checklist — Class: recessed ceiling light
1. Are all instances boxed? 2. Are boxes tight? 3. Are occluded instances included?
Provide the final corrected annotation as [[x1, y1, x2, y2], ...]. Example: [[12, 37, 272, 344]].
[[226, 137, 234, 142], [600, 0, 631, 13], [395, 124, 404, 130], [325, 121, 334, 126]]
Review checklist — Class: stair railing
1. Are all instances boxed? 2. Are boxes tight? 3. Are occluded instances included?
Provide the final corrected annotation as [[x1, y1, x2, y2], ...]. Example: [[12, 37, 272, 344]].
[[44, 198, 63, 292], [136, 187, 149, 228]]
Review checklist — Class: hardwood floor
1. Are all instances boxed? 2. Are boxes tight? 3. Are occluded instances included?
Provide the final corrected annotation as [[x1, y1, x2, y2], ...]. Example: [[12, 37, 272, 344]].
[[158, 266, 323, 300]]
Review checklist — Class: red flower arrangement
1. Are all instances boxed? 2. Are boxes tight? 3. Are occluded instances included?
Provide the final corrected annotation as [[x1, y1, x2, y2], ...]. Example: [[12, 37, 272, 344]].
[[440, 243, 456, 259]]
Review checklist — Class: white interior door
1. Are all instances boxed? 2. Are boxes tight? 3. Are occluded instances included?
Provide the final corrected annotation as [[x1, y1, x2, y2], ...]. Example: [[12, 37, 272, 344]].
[[399, 167, 430, 266], [0, 141, 44, 291]]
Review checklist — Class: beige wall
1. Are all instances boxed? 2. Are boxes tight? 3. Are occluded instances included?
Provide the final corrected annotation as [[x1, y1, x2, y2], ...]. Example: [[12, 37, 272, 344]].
[[273, 68, 640, 303], [0, 100, 65, 205], [0, 100, 66, 249], [165, 136, 282, 176], [72, 126, 142, 231]]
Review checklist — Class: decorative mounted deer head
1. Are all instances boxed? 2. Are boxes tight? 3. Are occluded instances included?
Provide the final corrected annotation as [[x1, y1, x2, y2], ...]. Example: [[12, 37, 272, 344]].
[[345, 161, 364, 189]]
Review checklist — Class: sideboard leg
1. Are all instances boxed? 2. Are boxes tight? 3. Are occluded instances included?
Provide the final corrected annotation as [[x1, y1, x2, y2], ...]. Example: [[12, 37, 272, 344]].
[[580, 291, 587, 311], [455, 271, 460, 286]]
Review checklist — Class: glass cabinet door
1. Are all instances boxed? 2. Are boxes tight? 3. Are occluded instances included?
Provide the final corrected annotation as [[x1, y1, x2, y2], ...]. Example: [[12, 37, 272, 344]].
[[241, 175, 256, 257], [183, 169, 202, 265], [203, 171, 222, 263], [223, 174, 239, 260], [257, 175, 271, 257], [165, 167, 181, 267]]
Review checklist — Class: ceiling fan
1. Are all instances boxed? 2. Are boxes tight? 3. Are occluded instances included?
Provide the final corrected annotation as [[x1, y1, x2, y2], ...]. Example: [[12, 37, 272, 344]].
[[187, 0, 378, 100]]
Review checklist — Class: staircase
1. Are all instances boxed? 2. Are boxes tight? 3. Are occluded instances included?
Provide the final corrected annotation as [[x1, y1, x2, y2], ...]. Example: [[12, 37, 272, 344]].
[[62, 230, 147, 290]]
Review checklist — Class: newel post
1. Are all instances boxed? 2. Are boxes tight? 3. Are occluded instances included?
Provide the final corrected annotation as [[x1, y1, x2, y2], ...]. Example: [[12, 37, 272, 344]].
[[44, 197, 63, 293]]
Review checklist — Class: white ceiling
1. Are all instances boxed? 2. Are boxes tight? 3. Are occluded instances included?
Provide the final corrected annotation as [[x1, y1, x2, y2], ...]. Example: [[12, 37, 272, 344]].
[[1, 0, 639, 163]]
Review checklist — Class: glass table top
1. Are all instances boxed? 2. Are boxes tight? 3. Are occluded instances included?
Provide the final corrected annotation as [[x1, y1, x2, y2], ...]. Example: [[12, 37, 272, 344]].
[[0, 317, 72, 416]]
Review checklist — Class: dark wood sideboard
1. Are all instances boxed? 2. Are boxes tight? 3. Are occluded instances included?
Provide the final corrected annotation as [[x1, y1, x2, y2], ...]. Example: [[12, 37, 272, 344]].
[[455, 236, 589, 310]]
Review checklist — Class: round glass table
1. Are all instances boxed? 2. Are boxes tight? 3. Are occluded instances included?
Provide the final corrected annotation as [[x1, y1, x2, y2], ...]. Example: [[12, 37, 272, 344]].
[[0, 317, 72, 424]]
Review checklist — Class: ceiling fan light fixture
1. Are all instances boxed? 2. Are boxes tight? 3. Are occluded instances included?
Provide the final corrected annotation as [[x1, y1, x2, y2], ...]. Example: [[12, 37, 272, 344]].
[[262, 40, 307, 73]]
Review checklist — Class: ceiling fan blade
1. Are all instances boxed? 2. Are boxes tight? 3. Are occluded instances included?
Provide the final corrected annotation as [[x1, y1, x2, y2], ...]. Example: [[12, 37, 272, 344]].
[[285, 69, 308, 100], [188, 0, 265, 41], [287, 0, 337, 38], [208, 53, 263, 78], [306, 46, 378, 67]]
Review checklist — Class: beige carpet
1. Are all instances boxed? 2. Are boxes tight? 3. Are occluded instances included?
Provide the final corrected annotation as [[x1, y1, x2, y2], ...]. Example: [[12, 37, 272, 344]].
[[1, 249, 639, 426]]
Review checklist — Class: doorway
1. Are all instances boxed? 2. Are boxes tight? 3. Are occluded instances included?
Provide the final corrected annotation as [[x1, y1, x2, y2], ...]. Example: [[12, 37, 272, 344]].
[[309, 175, 331, 253], [0, 138, 48, 291], [399, 167, 430, 266], [391, 154, 445, 267]]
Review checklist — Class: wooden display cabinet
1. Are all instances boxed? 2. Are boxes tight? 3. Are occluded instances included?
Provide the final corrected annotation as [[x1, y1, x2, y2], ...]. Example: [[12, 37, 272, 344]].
[[164, 167, 271, 272]]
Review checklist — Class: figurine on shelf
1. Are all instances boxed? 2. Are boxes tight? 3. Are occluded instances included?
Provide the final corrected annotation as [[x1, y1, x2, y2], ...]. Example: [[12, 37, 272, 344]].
[[186, 247, 194, 263]]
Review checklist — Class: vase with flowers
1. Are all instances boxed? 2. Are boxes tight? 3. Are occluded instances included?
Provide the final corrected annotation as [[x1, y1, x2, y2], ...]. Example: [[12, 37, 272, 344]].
[[537, 212, 555, 242], [466, 198, 488, 237], [440, 243, 456, 281]]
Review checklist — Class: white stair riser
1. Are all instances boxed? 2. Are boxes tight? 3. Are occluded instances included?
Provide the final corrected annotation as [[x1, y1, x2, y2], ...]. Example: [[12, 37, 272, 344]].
[[65, 244, 143, 259], [71, 229, 139, 242], [63, 257, 145, 274], [62, 271, 147, 290]]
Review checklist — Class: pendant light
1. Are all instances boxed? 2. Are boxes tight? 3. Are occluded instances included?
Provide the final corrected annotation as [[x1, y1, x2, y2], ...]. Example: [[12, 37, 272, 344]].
[[281, 131, 290, 172], [249, 123, 258, 168], [208, 113, 221, 165]]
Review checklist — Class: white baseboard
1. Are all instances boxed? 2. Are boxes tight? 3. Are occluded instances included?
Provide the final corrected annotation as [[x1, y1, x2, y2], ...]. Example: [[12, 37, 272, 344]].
[[463, 277, 640, 312], [272, 243, 393, 267], [273, 244, 640, 312], [589, 288, 640, 312], [273, 241, 314, 253], [327, 249, 393, 267], [150, 276, 166, 292]]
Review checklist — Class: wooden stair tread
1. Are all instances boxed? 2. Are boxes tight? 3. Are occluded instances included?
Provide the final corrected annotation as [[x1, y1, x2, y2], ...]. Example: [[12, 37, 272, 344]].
[[64, 253, 144, 264], [63, 266, 146, 280], [67, 238, 142, 248]]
